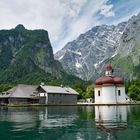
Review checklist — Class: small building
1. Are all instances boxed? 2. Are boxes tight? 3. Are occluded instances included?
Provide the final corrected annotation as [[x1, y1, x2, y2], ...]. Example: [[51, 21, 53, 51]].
[[0, 84, 38, 105], [85, 98, 94, 103], [0, 84, 79, 105], [37, 85, 79, 105], [94, 64, 126, 104]]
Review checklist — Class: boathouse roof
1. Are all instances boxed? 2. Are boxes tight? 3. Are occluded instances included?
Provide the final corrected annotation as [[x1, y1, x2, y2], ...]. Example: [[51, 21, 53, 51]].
[[37, 85, 79, 95], [0, 84, 37, 98]]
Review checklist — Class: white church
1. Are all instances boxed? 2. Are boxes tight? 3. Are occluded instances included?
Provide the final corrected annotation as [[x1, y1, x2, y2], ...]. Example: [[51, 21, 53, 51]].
[[94, 64, 126, 104]]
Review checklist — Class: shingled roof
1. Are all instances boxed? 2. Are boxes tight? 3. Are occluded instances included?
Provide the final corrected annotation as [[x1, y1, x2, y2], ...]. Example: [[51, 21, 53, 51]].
[[38, 85, 79, 95], [0, 84, 37, 98], [0, 84, 79, 99]]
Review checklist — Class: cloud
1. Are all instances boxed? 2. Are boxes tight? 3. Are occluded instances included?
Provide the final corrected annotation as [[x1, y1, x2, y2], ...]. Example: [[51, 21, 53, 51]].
[[0, 0, 139, 53], [50, 0, 116, 52], [100, 4, 115, 17], [103, 0, 140, 25], [0, 0, 115, 53]]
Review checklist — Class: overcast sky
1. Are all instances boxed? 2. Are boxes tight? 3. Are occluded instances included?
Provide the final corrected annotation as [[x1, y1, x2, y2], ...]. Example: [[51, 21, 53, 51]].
[[0, 0, 140, 53]]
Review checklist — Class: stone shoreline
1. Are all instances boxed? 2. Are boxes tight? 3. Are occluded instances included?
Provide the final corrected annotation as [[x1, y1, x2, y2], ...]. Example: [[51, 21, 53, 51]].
[[0, 102, 140, 107]]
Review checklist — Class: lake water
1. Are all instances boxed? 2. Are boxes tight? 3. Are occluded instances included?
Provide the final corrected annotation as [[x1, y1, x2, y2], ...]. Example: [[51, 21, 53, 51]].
[[0, 105, 140, 140]]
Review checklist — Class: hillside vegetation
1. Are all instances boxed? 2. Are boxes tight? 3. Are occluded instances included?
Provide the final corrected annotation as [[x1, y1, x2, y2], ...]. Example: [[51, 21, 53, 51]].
[[0, 25, 87, 90]]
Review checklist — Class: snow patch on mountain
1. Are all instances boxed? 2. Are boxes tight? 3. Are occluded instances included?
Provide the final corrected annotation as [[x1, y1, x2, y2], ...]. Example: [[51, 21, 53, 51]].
[[55, 21, 127, 80], [75, 61, 82, 68], [58, 55, 64, 60], [111, 51, 117, 58]]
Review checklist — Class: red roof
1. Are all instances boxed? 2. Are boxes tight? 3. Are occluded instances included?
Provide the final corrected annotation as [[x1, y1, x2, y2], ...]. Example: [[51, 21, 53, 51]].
[[95, 64, 124, 85], [95, 76, 124, 85], [95, 77, 104, 85], [113, 76, 124, 84], [104, 64, 113, 71], [102, 76, 114, 84]]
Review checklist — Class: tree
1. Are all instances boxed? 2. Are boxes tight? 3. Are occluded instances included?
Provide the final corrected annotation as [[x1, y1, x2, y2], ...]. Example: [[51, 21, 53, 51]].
[[75, 88, 86, 99], [85, 87, 94, 98], [128, 84, 140, 101], [0, 84, 13, 93]]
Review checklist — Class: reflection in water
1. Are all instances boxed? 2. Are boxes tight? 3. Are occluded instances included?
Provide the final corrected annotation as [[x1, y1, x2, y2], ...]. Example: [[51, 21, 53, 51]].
[[95, 106, 127, 129], [0, 107, 38, 130], [39, 106, 78, 128], [0, 107, 78, 130], [0, 106, 96, 140], [0, 106, 80, 140], [0, 106, 140, 140], [95, 106, 128, 140]]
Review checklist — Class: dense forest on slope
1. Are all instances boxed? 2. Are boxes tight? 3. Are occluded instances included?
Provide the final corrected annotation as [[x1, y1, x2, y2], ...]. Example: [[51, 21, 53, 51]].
[[0, 25, 88, 91]]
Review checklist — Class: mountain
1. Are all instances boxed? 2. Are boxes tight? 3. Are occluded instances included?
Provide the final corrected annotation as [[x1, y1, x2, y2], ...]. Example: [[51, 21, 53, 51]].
[[0, 24, 86, 87], [55, 13, 140, 81], [55, 22, 127, 80], [108, 13, 140, 80]]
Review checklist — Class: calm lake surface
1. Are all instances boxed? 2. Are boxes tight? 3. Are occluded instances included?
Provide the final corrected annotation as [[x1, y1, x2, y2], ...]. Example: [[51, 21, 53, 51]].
[[0, 105, 140, 140]]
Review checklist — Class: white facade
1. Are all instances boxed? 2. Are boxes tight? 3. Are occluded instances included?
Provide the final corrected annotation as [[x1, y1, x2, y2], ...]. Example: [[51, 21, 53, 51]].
[[101, 86, 116, 104], [95, 85, 126, 104], [116, 86, 126, 103], [95, 87, 102, 104], [105, 70, 112, 76]]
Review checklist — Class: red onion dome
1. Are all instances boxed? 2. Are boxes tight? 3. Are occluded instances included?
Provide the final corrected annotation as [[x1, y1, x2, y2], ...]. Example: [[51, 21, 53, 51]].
[[104, 64, 113, 71], [101, 76, 114, 84], [95, 77, 103, 85], [95, 76, 114, 85], [113, 76, 124, 84]]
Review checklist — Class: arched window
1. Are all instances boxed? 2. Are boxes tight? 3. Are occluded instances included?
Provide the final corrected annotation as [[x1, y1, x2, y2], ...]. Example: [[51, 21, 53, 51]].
[[98, 90, 100, 96], [118, 90, 121, 96]]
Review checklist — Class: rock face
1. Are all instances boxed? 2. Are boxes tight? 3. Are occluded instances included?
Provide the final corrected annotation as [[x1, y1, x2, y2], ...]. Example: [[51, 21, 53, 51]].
[[0, 25, 84, 85], [109, 13, 140, 80], [0, 25, 61, 77], [55, 22, 127, 80], [55, 12, 140, 81]]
